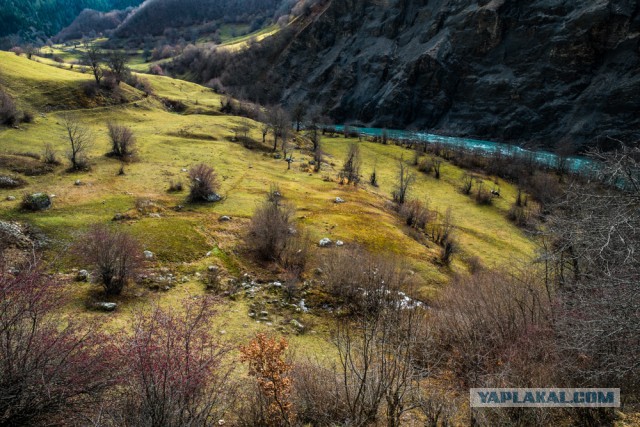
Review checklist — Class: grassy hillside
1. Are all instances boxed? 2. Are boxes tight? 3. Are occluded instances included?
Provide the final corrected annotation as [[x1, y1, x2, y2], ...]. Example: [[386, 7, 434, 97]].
[[0, 50, 535, 342]]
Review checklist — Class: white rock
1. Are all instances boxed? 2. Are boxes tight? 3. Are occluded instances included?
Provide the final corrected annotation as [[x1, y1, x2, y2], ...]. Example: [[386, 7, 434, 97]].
[[319, 238, 332, 247], [335, 197, 345, 203], [336, 240, 345, 247], [6, 196, 16, 201], [143, 250, 154, 260]]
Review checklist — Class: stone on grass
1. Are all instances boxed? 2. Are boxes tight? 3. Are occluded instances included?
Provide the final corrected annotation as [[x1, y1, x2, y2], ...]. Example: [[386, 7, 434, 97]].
[[336, 240, 345, 247], [319, 238, 332, 247], [22, 193, 52, 211], [335, 197, 345, 204], [219, 215, 232, 222], [144, 250, 154, 260], [76, 270, 89, 282], [6, 196, 16, 201], [94, 302, 117, 312]]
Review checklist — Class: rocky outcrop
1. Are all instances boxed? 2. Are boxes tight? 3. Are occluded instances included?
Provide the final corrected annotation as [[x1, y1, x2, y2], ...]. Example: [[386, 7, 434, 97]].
[[262, 0, 640, 148]]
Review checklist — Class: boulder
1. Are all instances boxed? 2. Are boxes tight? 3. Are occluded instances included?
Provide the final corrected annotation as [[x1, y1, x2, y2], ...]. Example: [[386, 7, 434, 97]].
[[6, 196, 16, 201], [219, 215, 232, 222], [334, 197, 345, 204], [143, 250, 154, 260], [336, 240, 345, 247], [76, 269, 89, 282], [205, 193, 222, 203], [94, 302, 117, 312], [291, 319, 305, 333], [319, 238, 332, 247]]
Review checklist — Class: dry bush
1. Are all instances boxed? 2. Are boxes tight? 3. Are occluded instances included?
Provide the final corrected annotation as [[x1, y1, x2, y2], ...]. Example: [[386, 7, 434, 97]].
[[339, 142, 361, 185], [42, 143, 60, 165], [428, 208, 458, 265], [246, 188, 297, 263], [188, 163, 220, 202], [392, 158, 416, 205], [167, 179, 183, 192], [399, 199, 433, 230], [114, 299, 235, 426], [321, 247, 407, 315], [434, 268, 555, 389], [107, 122, 137, 160], [291, 360, 349, 426], [460, 173, 474, 195], [0, 267, 120, 426], [418, 157, 433, 174], [74, 225, 142, 295], [474, 182, 493, 205], [0, 89, 20, 126]]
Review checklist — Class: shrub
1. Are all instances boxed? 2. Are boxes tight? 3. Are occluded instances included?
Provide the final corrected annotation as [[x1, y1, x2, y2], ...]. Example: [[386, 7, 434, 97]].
[[74, 225, 142, 295], [188, 163, 220, 202], [116, 299, 235, 426], [460, 173, 474, 195], [107, 122, 137, 160], [322, 247, 407, 314], [0, 267, 119, 426], [240, 334, 294, 427], [168, 180, 184, 192], [0, 175, 26, 189], [399, 199, 432, 230], [338, 143, 361, 185], [418, 157, 433, 174], [246, 188, 296, 262], [21, 193, 52, 211], [474, 182, 493, 205], [0, 89, 20, 126]]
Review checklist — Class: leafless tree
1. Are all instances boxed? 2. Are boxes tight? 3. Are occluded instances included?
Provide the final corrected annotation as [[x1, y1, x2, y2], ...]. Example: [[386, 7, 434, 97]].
[[188, 163, 220, 202], [268, 106, 289, 152], [74, 225, 143, 295], [83, 44, 103, 86], [330, 253, 431, 426], [106, 50, 128, 86], [291, 101, 307, 132], [392, 158, 415, 205], [339, 142, 361, 185], [113, 298, 236, 426], [107, 122, 137, 160], [543, 146, 640, 400], [61, 114, 92, 171], [247, 187, 297, 262]]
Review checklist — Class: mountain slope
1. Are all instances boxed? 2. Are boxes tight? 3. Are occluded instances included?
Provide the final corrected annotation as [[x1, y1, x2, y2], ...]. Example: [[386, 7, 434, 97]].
[[210, 0, 640, 149], [0, 0, 143, 38]]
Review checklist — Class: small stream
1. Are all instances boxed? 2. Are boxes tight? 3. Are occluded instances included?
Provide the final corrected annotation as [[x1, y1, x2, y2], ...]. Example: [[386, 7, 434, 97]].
[[331, 125, 597, 173]]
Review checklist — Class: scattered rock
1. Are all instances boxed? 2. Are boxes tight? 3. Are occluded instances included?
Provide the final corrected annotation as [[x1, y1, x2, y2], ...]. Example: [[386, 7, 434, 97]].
[[149, 213, 161, 218], [219, 215, 232, 222], [143, 250, 154, 260], [181, 168, 188, 172], [6, 196, 16, 201], [205, 193, 222, 203], [208, 265, 219, 272], [74, 180, 82, 186], [76, 270, 89, 282], [334, 197, 345, 204], [94, 302, 117, 312], [319, 238, 332, 247], [314, 267, 324, 276], [219, 330, 226, 335], [113, 213, 125, 221], [291, 319, 305, 333], [259, 310, 269, 318], [336, 240, 345, 247], [0, 221, 34, 249]]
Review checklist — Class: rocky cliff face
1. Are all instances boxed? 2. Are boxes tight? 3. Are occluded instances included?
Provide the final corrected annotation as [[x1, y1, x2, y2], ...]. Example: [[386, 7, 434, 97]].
[[267, 0, 640, 148]]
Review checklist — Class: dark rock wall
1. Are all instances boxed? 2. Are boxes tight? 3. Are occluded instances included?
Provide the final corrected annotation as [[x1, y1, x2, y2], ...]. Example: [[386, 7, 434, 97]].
[[269, 0, 640, 147]]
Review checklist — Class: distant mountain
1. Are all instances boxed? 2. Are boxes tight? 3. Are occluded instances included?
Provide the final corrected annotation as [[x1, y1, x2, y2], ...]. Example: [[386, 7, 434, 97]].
[[0, 0, 143, 39], [55, 9, 133, 42], [176, 0, 640, 149]]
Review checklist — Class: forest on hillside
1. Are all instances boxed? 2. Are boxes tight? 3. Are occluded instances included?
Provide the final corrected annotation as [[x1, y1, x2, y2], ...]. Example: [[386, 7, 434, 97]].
[[0, 0, 143, 38]]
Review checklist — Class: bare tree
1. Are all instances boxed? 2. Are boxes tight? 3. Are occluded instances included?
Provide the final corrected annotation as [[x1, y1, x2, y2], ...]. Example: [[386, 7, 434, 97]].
[[83, 44, 103, 86], [107, 50, 128, 86], [247, 186, 297, 262], [268, 107, 289, 152], [107, 121, 137, 160], [291, 101, 307, 132], [188, 163, 220, 202], [61, 114, 92, 171], [392, 158, 415, 205], [74, 225, 143, 295], [339, 142, 361, 185], [115, 298, 235, 426]]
